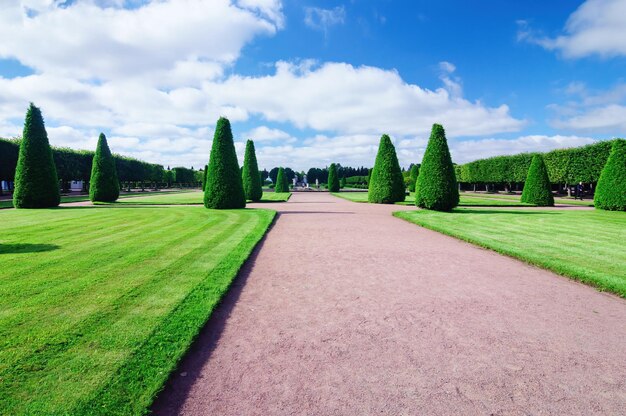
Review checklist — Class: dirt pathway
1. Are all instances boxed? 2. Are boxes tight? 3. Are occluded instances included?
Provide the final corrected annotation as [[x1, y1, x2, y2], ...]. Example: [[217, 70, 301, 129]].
[[152, 192, 625, 415]]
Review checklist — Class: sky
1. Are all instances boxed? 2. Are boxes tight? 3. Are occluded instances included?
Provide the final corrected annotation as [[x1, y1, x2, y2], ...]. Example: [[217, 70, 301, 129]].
[[0, 0, 625, 171]]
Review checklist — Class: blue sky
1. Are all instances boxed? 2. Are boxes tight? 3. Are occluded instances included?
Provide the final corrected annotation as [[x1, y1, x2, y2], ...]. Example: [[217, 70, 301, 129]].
[[1, 0, 625, 170]]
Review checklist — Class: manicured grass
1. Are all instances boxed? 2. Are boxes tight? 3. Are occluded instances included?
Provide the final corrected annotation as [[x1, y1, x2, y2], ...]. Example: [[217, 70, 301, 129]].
[[104, 191, 291, 205], [0, 190, 193, 209], [394, 208, 626, 297], [0, 206, 275, 415], [332, 192, 530, 207], [461, 192, 595, 207]]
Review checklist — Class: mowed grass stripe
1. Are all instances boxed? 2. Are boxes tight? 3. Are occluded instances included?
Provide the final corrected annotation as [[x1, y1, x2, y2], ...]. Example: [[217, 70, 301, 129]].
[[0, 207, 275, 415], [394, 209, 626, 297]]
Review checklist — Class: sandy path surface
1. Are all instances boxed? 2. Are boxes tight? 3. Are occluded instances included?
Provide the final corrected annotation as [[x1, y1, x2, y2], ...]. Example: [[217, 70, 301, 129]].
[[152, 192, 625, 415]]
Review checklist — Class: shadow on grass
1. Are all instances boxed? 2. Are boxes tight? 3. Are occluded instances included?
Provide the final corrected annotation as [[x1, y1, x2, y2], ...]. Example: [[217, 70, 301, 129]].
[[450, 209, 561, 215], [0, 243, 59, 254]]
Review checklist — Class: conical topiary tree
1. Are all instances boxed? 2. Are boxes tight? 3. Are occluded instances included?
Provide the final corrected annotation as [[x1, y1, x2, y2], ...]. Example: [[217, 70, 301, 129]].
[[274, 167, 289, 193], [204, 117, 246, 209], [241, 140, 263, 201], [13, 103, 60, 208], [368, 134, 405, 203], [594, 139, 626, 211], [89, 133, 120, 202], [415, 124, 458, 211], [340, 176, 346, 189], [521, 154, 554, 206], [408, 164, 419, 192], [328, 163, 340, 192], [202, 164, 208, 191]]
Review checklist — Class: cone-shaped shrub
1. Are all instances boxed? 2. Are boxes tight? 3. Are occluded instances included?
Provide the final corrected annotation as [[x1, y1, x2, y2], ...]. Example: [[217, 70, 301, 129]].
[[13, 104, 60, 208], [408, 164, 419, 192], [368, 134, 405, 203], [328, 163, 340, 192], [340, 176, 346, 189], [204, 117, 246, 209], [415, 124, 458, 211], [521, 154, 554, 206], [202, 164, 208, 191], [89, 133, 119, 202], [274, 167, 289, 193], [594, 139, 626, 211], [241, 140, 263, 201]]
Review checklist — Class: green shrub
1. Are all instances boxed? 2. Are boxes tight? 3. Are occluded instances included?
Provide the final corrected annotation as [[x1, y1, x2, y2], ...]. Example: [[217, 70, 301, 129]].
[[328, 163, 340, 192], [13, 104, 60, 208], [521, 154, 554, 206], [408, 164, 419, 192], [415, 124, 458, 211], [594, 139, 626, 211], [241, 140, 263, 201], [202, 164, 208, 191], [340, 176, 346, 189], [368, 134, 405, 203], [89, 133, 120, 202], [274, 167, 289, 193], [204, 117, 246, 209]]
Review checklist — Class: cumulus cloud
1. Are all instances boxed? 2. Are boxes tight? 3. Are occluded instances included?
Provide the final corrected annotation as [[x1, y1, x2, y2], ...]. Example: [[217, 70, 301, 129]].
[[242, 126, 296, 143], [519, 0, 626, 58], [304, 6, 346, 35]]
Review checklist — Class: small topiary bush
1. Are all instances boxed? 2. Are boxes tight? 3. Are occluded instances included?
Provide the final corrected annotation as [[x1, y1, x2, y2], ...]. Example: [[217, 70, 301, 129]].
[[89, 133, 120, 202], [368, 134, 405, 203], [274, 167, 289, 193], [241, 140, 263, 201], [204, 117, 246, 209], [521, 154, 554, 206], [594, 139, 626, 211], [13, 103, 60, 208], [328, 163, 340, 192], [408, 164, 419, 192], [415, 124, 458, 211]]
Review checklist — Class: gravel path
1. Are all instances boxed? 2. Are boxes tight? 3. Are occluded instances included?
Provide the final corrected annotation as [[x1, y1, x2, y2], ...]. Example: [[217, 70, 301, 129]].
[[152, 192, 625, 415]]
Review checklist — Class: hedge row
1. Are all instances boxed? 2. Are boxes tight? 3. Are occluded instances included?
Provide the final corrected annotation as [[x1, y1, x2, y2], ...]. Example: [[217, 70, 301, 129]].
[[455, 139, 617, 185], [1, 137, 164, 185]]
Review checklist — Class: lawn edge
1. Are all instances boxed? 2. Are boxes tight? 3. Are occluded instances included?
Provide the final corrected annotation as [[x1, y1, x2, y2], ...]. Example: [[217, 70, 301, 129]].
[[393, 210, 625, 299], [70, 209, 277, 415]]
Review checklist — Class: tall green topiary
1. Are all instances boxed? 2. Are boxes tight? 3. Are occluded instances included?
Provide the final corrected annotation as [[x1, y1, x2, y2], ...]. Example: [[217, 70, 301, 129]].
[[202, 164, 208, 191], [274, 167, 289, 192], [204, 117, 246, 209], [328, 163, 340, 192], [242, 140, 263, 201], [408, 164, 419, 192], [368, 134, 405, 203], [521, 154, 554, 206], [415, 124, 458, 211], [340, 176, 346, 189], [13, 104, 60, 208], [594, 139, 626, 211], [89, 133, 120, 202]]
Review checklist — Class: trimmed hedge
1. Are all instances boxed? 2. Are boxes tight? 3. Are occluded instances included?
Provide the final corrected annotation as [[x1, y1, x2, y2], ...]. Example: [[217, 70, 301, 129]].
[[275, 167, 289, 193], [204, 117, 246, 209], [594, 139, 626, 211], [328, 163, 340, 192], [13, 104, 60, 208], [89, 133, 120, 202], [242, 140, 263, 201], [521, 154, 554, 206], [368, 134, 405, 204], [408, 164, 419, 192], [415, 124, 458, 211]]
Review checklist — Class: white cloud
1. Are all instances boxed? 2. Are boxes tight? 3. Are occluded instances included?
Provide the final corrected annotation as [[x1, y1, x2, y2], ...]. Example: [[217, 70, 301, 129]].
[[242, 126, 296, 142], [519, 0, 626, 58], [304, 6, 345, 35], [551, 105, 626, 132]]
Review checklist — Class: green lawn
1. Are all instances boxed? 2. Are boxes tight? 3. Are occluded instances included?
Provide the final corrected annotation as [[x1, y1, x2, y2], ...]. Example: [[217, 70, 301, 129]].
[[104, 191, 291, 205], [460, 192, 595, 207], [0, 206, 275, 415], [332, 192, 530, 207], [394, 208, 626, 297], [0, 190, 194, 209]]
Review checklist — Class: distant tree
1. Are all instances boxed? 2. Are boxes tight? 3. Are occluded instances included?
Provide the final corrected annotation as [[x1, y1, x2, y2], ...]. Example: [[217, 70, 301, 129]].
[[521, 154, 554, 206], [415, 124, 459, 211], [275, 167, 289, 193], [340, 176, 346, 189], [368, 134, 405, 204], [241, 140, 263, 201], [328, 163, 340, 192], [13, 103, 60, 208], [204, 117, 246, 209], [408, 164, 419, 192], [89, 133, 120, 202], [269, 167, 280, 183], [594, 139, 626, 211]]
